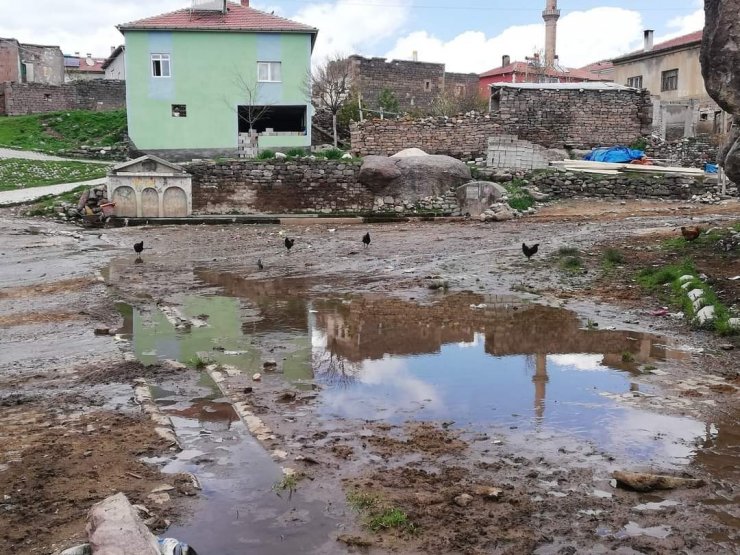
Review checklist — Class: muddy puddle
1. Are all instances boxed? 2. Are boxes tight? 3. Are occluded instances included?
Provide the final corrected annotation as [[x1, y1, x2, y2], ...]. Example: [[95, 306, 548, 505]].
[[116, 272, 739, 551]]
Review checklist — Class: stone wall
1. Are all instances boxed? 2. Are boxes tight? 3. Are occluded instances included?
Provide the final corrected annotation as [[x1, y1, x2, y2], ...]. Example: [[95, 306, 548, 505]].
[[527, 170, 724, 200], [0, 80, 125, 115], [645, 136, 719, 168], [188, 158, 461, 215], [351, 88, 653, 158]]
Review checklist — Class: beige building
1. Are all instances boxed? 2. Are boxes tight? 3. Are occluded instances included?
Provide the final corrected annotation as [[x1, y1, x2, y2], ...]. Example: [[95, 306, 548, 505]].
[[612, 30, 730, 139]]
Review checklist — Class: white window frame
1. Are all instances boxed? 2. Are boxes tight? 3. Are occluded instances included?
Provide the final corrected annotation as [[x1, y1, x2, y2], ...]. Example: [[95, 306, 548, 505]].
[[627, 75, 643, 89], [151, 53, 171, 78], [257, 61, 282, 83]]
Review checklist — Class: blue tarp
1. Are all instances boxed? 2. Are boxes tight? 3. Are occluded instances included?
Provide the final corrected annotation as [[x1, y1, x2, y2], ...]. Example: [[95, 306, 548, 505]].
[[704, 163, 718, 174], [583, 146, 645, 163]]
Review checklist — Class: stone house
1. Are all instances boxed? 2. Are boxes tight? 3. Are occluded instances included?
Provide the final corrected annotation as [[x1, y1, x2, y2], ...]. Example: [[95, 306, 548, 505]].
[[117, 0, 318, 161], [345, 54, 480, 114], [0, 38, 64, 85], [611, 30, 730, 140]]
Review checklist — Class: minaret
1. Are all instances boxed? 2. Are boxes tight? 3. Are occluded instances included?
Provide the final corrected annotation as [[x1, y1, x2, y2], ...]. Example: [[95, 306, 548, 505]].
[[543, 0, 560, 68]]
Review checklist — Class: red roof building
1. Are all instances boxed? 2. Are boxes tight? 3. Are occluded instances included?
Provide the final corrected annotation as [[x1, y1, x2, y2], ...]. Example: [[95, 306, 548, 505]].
[[479, 54, 606, 94]]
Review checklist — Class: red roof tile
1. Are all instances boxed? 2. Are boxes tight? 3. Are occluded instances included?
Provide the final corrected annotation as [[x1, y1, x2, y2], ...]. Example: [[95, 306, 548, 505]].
[[612, 30, 702, 62], [118, 2, 317, 34], [68, 57, 106, 73], [479, 61, 601, 81]]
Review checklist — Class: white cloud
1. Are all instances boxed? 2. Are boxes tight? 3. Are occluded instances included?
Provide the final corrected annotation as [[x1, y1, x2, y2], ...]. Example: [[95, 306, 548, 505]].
[[548, 354, 606, 372], [292, 0, 411, 64], [385, 7, 645, 73], [661, 0, 703, 40]]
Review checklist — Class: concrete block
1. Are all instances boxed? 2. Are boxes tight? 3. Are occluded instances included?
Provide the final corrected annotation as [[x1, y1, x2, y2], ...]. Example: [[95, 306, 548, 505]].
[[86, 493, 160, 555]]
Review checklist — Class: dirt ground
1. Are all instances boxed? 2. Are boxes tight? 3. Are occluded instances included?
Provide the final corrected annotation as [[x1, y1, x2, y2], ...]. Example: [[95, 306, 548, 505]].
[[0, 198, 738, 554]]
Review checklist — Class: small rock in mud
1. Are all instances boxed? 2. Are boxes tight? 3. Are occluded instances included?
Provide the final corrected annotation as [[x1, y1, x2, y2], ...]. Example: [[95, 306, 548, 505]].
[[277, 391, 297, 403], [454, 493, 473, 507], [93, 327, 110, 335], [263, 360, 278, 370], [252, 373, 262, 381], [243, 387, 253, 394], [613, 471, 705, 492], [337, 535, 373, 547], [472, 485, 502, 500], [331, 445, 354, 459]]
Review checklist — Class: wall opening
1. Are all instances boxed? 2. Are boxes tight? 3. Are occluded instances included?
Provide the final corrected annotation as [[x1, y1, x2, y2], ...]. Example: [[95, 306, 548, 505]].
[[238, 105, 306, 134]]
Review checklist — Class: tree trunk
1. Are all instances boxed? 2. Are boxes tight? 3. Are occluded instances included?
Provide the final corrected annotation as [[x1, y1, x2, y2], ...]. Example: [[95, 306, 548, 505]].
[[332, 113, 338, 148]]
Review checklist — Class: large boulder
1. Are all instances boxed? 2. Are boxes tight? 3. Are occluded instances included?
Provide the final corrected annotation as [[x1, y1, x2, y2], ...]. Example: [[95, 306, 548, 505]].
[[456, 181, 508, 217], [391, 147, 429, 158], [86, 493, 160, 555], [359, 155, 472, 201], [701, 0, 740, 183]]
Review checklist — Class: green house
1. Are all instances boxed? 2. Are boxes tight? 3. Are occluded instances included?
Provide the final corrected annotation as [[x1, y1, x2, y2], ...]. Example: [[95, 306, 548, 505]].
[[117, 0, 317, 160]]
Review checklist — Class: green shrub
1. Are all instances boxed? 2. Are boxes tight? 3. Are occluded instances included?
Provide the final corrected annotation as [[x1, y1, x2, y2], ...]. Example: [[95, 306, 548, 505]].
[[324, 148, 344, 160], [257, 149, 275, 159], [286, 147, 307, 157], [505, 180, 534, 211], [603, 248, 625, 266], [630, 137, 648, 151]]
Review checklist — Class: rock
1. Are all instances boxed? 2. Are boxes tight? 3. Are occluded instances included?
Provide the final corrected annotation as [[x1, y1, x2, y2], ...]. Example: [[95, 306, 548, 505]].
[[150, 484, 175, 493], [252, 373, 262, 381], [391, 147, 428, 158], [359, 154, 471, 201], [341, 153, 353, 159], [728, 317, 740, 330], [427, 278, 448, 290], [696, 305, 716, 325], [274, 152, 287, 159], [454, 493, 473, 507], [263, 360, 278, 370], [701, 0, 740, 184], [93, 328, 110, 336], [678, 274, 695, 284], [146, 492, 170, 505], [612, 471, 706, 492], [59, 545, 92, 555], [687, 288, 704, 301], [86, 493, 160, 555], [472, 486, 502, 500]]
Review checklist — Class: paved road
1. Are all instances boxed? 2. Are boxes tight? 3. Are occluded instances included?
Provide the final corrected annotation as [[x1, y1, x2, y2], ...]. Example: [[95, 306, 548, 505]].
[[0, 147, 112, 164], [0, 177, 107, 206]]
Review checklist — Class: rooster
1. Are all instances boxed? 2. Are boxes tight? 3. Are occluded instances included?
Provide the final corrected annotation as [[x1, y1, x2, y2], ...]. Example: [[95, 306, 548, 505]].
[[522, 242, 539, 260], [133, 241, 144, 259], [362, 232, 371, 248], [284, 237, 295, 252], [681, 226, 701, 242]]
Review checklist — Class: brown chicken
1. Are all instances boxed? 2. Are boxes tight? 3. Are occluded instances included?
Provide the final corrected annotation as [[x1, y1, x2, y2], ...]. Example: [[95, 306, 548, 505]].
[[681, 226, 702, 241]]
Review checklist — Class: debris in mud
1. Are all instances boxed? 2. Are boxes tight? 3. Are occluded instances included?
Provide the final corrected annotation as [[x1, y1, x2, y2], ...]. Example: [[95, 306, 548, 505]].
[[331, 444, 354, 459], [77, 360, 182, 385], [367, 423, 468, 457], [612, 471, 706, 492]]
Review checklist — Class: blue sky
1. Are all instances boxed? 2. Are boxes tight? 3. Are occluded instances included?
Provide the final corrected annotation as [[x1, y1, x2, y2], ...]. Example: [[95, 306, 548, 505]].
[[1, 1, 705, 72]]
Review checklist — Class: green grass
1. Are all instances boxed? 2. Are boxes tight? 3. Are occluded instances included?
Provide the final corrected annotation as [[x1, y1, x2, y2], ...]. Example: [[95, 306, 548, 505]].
[[185, 355, 207, 370], [323, 148, 344, 160], [662, 228, 725, 251], [347, 490, 417, 534], [557, 246, 580, 257], [24, 185, 88, 216], [286, 147, 307, 157], [257, 149, 275, 159], [272, 474, 298, 494], [505, 179, 535, 211], [0, 110, 126, 154], [0, 159, 109, 191], [621, 351, 635, 363], [636, 260, 736, 335], [554, 246, 583, 272], [603, 248, 626, 266]]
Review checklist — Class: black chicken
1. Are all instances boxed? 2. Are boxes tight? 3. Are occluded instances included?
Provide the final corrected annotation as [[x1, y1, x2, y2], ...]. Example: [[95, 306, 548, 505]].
[[522, 242, 539, 260], [257, 258, 264, 270], [362, 232, 371, 248], [284, 237, 295, 252], [133, 241, 144, 258]]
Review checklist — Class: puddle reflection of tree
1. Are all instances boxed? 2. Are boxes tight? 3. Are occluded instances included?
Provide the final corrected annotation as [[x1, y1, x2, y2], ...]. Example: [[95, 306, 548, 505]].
[[312, 347, 360, 388]]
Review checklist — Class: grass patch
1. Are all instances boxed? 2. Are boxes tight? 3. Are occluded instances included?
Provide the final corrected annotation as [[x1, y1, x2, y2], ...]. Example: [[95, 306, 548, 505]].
[[560, 256, 583, 271], [636, 259, 736, 335], [272, 474, 298, 494], [0, 110, 126, 154], [347, 490, 417, 534], [23, 185, 88, 216], [323, 148, 344, 160], [257, 149, 275, 159], [0, 159, 109, 191], [286, 147, 307, 157], [621, 351, 635, 363], [603, 248, 625, 266], [185, 355, 207, 370], [557, 246, 580, 257], [505, 179, 534, 211], [662, 228, 725, 251]]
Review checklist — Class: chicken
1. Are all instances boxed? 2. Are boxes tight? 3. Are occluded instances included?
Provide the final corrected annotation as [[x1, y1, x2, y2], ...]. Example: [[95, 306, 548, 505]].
[[362, 232, 371, 248], [257, 258, 264, 270], [133, 241, 144, 258], [522, 242, 539, 260], [681, 226, 701, 242], [284, 237, 295, 252]]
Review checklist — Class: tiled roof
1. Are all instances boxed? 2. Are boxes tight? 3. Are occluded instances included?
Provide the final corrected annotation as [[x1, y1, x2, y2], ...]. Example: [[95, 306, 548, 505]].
[[490, 82, 634, 91], [579, 60, 614, 73], [117, 2, 317, 34], [480, 61, 599, 81], [67, 57, 106, 73], [612, 30, 702, 62]]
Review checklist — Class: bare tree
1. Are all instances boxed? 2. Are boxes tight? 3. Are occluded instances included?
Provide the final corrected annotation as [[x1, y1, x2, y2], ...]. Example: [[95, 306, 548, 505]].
[[311, 55, 352, 147], [232, 72, 271, 139]]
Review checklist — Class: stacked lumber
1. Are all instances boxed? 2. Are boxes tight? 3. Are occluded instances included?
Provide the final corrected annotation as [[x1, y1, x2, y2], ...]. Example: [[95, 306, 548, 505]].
[[550, 160, 706, 177]]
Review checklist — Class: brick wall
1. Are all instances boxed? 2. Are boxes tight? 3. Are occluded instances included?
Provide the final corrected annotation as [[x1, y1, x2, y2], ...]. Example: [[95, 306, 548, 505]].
[[645, 136, 719, 168], [351, 87, 654, 158], [0, 40, 20, 83], [0, 80, 125, 115]]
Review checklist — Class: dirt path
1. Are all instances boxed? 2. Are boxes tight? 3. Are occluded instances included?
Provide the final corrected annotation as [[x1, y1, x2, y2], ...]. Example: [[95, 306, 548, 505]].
[[0, 177, 107, 207], [0, 199, 738, 554]]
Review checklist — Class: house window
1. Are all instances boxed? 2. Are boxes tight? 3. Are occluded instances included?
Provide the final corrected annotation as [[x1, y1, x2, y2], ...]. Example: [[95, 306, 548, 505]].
[[661, 69, 678, 92], [627, 75, 643, 89], [172, 104, 187, 117], [151, 54, 171, 77], [257, 62, 281, 83], [424, 80, 431, 91]]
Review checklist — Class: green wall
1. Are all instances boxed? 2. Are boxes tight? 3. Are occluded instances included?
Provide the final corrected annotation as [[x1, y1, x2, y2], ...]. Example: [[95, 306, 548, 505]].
[[125, 30, 312, 151]]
